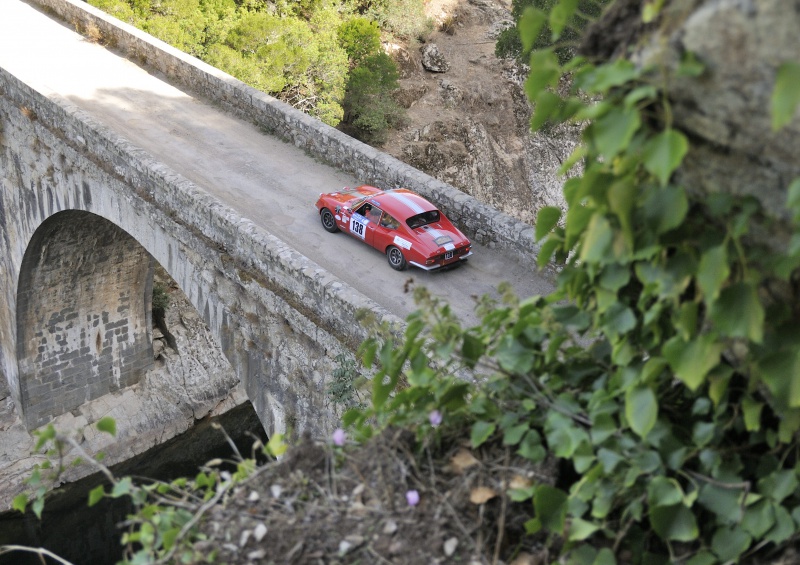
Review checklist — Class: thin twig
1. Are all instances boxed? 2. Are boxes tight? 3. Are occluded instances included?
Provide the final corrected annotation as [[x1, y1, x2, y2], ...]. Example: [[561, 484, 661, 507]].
[[492, 449, 510, 565], [0, 545, 74, 565]]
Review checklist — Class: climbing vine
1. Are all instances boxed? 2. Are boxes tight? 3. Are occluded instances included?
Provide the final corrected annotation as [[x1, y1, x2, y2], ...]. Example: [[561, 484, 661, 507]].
[[346, 1, 800, 563]]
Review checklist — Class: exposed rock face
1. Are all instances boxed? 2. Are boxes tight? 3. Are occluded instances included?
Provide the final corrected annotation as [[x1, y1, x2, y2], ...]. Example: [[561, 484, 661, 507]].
[[582, 0, 800, 249], [384, 0, 579, 226]]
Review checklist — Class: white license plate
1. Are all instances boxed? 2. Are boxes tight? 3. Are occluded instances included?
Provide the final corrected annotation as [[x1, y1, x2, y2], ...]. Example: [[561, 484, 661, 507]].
[[444, 251, 454, 260]]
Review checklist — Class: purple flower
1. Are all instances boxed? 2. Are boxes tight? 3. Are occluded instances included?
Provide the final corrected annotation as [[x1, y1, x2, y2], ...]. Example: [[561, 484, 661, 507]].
[[429, 410, 442, 427], [406, 489, 420, 506], [332, 428, 346, 446]]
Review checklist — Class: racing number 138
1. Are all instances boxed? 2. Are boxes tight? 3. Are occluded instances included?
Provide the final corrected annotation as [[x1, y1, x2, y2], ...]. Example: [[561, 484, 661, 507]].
[[350, 216, 367, 239]]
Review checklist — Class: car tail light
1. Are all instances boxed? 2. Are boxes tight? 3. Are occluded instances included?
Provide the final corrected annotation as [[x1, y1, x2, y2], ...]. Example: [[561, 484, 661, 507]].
[[426, 258, 435, 265]]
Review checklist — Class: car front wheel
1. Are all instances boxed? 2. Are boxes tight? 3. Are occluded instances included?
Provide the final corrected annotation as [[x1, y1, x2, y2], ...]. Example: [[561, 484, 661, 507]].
[[386, 246, 407, 271], [320, 208, 339, 233]]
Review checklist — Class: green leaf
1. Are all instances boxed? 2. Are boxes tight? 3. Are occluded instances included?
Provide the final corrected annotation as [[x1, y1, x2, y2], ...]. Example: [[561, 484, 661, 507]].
[[604, 303, 636, 337], [648, 477, 684, 508], [758, 470, 799, 504], [88, 485, 106, 507], [32, 497, 44, 520], [642, 129, 689, 186], [642, 0, 665, 23], [111, 477, 133, 499], [697, 244, 729, 304], [518, 430, 546, 462], [692, 421, 715, 447], [537, 236, 562, 268], [643, 185, 688, 235], [565, 204, 595, 248], [771, 61, 800, 131], [650, 503, 699, 542], [710, 282, 765, 343], [597, 448, 624, 473], [608, 177, 637, 245], [496, 335, 535, 374], [625, 386, 657, 439], [578, 59, 639, 94], [461, 333, 485, 369], [471, 420, 496, 448], [549, 0, 578, 40], [568, 517, 600, 541], [503, 423, 529, 446], [579, 214, 613, 263], [711, 525, 751, 563], [518, 7, 547, 53], [698, 483, 743, 523], [663, 334, 723, 391], [674, 302, 698, 341], [742, 499, 775, 539], [677, 50, 705, 77], [360, 339, 377, 368], [757, 349, 800, 408], [12, 493, 28, 513], [162, 527, 181, 551], [686, 552, 716, 565], [536, 207, 562, 241], [766, 504, 795, 543], [742, 396, 763, 432], [525, 49, 560, 100], [264, 433, 288, 457], [97, 416, 117, 437], [534, 485, 568, 533], [591, 105, 641, 160], [531, 91, 562, 131]]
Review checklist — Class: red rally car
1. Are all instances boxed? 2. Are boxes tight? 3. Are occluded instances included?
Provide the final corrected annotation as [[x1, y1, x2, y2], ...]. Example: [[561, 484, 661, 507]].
[[315, 185, 472, 271]]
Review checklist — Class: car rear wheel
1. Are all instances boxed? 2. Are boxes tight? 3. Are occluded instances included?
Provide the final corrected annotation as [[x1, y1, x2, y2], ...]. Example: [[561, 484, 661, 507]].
[[386, 246, 407, 271], [320, 208, 339, 233]]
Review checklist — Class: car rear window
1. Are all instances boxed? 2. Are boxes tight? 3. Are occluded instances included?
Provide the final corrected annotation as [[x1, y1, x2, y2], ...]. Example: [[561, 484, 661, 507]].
[[406, 210, 440, 229]]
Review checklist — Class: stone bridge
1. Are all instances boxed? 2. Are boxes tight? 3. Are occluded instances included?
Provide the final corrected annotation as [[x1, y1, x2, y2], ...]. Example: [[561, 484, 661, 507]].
[[0, 0, 544, 455]]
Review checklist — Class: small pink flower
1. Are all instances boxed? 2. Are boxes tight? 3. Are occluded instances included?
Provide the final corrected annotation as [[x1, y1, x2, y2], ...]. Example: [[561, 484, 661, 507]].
[[406, 489, 420, 506], [332, 428, 346, 446], [429, 410, 442, 427]]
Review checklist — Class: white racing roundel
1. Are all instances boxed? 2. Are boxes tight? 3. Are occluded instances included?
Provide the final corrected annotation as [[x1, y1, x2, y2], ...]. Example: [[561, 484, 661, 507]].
[[349, 213, 369, 239]]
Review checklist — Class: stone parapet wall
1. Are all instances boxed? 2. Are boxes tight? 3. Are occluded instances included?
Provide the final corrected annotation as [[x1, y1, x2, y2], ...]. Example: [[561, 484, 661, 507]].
[[0, 61, 398, 434], [30, 0, 540, 260]]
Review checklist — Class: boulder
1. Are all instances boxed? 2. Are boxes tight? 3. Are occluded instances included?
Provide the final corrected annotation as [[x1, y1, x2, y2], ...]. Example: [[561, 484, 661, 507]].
[[421, 43, 450, 73]]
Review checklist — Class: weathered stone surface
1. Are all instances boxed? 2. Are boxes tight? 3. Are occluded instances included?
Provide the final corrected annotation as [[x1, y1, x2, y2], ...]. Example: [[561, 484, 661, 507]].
[[421, 43, 450, 73], [583, 0, 800, 249], [0, 277, 246, 510]]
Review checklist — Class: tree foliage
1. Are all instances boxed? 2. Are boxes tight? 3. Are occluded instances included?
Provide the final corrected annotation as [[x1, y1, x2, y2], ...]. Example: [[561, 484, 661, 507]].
[[496, 0, 608, 64], [87, 0, 410, 130], [335, 14, 404, 143], [348, 0, 432, 41]]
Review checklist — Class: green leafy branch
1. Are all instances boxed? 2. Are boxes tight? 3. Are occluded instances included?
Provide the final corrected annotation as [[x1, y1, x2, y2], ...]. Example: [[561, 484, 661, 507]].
[[8, 418, 288, 565], [342, 1, 800, 563]]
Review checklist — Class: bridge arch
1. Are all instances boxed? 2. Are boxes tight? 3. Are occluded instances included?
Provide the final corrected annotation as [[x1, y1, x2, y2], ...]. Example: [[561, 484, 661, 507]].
[[16, 210, 155, 429]]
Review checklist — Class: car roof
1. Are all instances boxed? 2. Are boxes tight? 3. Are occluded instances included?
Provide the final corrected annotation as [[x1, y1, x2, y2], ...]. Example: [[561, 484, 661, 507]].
[[361, 187, 438, 221]]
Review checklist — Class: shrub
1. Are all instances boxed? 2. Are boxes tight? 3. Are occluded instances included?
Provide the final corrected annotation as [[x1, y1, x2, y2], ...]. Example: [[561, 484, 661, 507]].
[[342, 52, 405, 144], [338, 17, 382, 65]]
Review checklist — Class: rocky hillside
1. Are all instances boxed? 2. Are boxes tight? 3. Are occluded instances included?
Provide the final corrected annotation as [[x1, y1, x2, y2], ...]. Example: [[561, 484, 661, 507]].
[[383, 0, 579, 225]]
